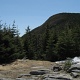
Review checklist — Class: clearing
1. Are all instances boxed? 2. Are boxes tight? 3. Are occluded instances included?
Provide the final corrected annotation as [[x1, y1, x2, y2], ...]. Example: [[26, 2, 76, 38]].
[[0, 59, 54, 78]]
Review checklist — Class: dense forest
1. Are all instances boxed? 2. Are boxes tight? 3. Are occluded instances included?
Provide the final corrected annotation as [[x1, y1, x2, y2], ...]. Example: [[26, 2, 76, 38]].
[[1, 13, 80, 63], [22, 13, 80, 61], [0, 21, 25, 63]]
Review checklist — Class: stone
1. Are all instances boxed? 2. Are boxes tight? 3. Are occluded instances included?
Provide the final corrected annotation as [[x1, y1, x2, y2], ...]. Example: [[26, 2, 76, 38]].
[[30, 70, 44, 75], [0, 78, 15, 80], [16, 78, 27, 80], [72, 57, 80, 64], [43, 77, 59, 80], [18, 74, 31, 78], [31, 66, 44, 69], [30, 69, 49, 75], [16, 78, 35, 80], [53, 65, 62, 72], [70, 72, 79, 78], [43, 73, 72, 80], [71, 69, 80, 73], [68, 63, 80, 73]]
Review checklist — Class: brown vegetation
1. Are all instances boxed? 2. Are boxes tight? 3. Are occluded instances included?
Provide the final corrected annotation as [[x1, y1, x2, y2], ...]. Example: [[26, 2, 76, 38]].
[[0, 59, 54, 78]]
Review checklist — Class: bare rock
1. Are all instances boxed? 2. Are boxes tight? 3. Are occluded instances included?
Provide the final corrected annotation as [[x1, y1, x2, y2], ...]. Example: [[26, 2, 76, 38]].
[[43, 73, 72, 80], [70, 72, 79, 78], [16, 78, 34, 80], [68, 63, 80, 73], [53, 64, 62, 72], [30, 69, 49, 75], [18, 74, 31, 78]]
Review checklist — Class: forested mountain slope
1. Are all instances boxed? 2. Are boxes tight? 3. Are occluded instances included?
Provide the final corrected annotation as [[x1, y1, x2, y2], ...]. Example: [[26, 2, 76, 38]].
[[27, 13, 80, 34], [22, 13, 80, 61]]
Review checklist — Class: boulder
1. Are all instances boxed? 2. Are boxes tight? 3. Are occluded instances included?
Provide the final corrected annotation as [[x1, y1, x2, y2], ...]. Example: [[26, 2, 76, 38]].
[[18, 74, 31, 78], [53, 65, 62, 72], [70, 72, 79, 78], [43, 73, 72, 80], [30, 69, 49, 75], [71, 69, 80, 73], [72, 57, 80, 64], [67, 63, 80, 78], [68, 63, 80, 73]]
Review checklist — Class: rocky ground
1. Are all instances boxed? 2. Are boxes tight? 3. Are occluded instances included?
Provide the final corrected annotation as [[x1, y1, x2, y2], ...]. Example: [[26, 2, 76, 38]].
[[0, 58, 80, 80], [0, 59, 54, 80]]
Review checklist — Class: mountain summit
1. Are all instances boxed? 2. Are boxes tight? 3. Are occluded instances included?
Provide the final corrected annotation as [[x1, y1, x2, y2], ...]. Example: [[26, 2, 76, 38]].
[[30, 13, 80, 34]]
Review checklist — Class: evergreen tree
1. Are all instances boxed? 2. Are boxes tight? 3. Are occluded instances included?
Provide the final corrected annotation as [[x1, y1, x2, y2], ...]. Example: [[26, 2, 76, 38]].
[[0, 21, 24, 63], [55, 28, 75, 60], [23, 26, 33, 59], [42, 24, 50, 59], [46, 29, 58, 61]]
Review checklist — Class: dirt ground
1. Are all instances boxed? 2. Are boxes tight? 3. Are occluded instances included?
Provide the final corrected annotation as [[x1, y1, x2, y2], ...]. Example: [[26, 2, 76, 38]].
[[0, 59, 54, 78]]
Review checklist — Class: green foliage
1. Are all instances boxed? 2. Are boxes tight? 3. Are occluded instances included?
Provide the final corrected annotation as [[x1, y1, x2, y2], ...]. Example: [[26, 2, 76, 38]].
[[1, 13, 80, 63], [22, 13, 80, 61], [63, 58, 72, 72], [0, 21, 25, 63]]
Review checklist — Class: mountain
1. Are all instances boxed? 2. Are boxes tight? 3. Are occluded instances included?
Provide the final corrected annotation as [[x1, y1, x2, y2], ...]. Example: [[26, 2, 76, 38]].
[[22, 13, 80, 61], [28, 13, 80, 34]]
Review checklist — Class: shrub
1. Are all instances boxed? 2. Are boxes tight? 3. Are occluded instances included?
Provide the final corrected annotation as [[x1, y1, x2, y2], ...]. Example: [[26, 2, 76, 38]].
[[63, 58, 72, 72]]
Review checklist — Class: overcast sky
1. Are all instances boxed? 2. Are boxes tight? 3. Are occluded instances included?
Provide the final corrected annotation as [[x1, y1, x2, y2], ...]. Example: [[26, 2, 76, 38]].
[[0, 0, 80, 36]]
